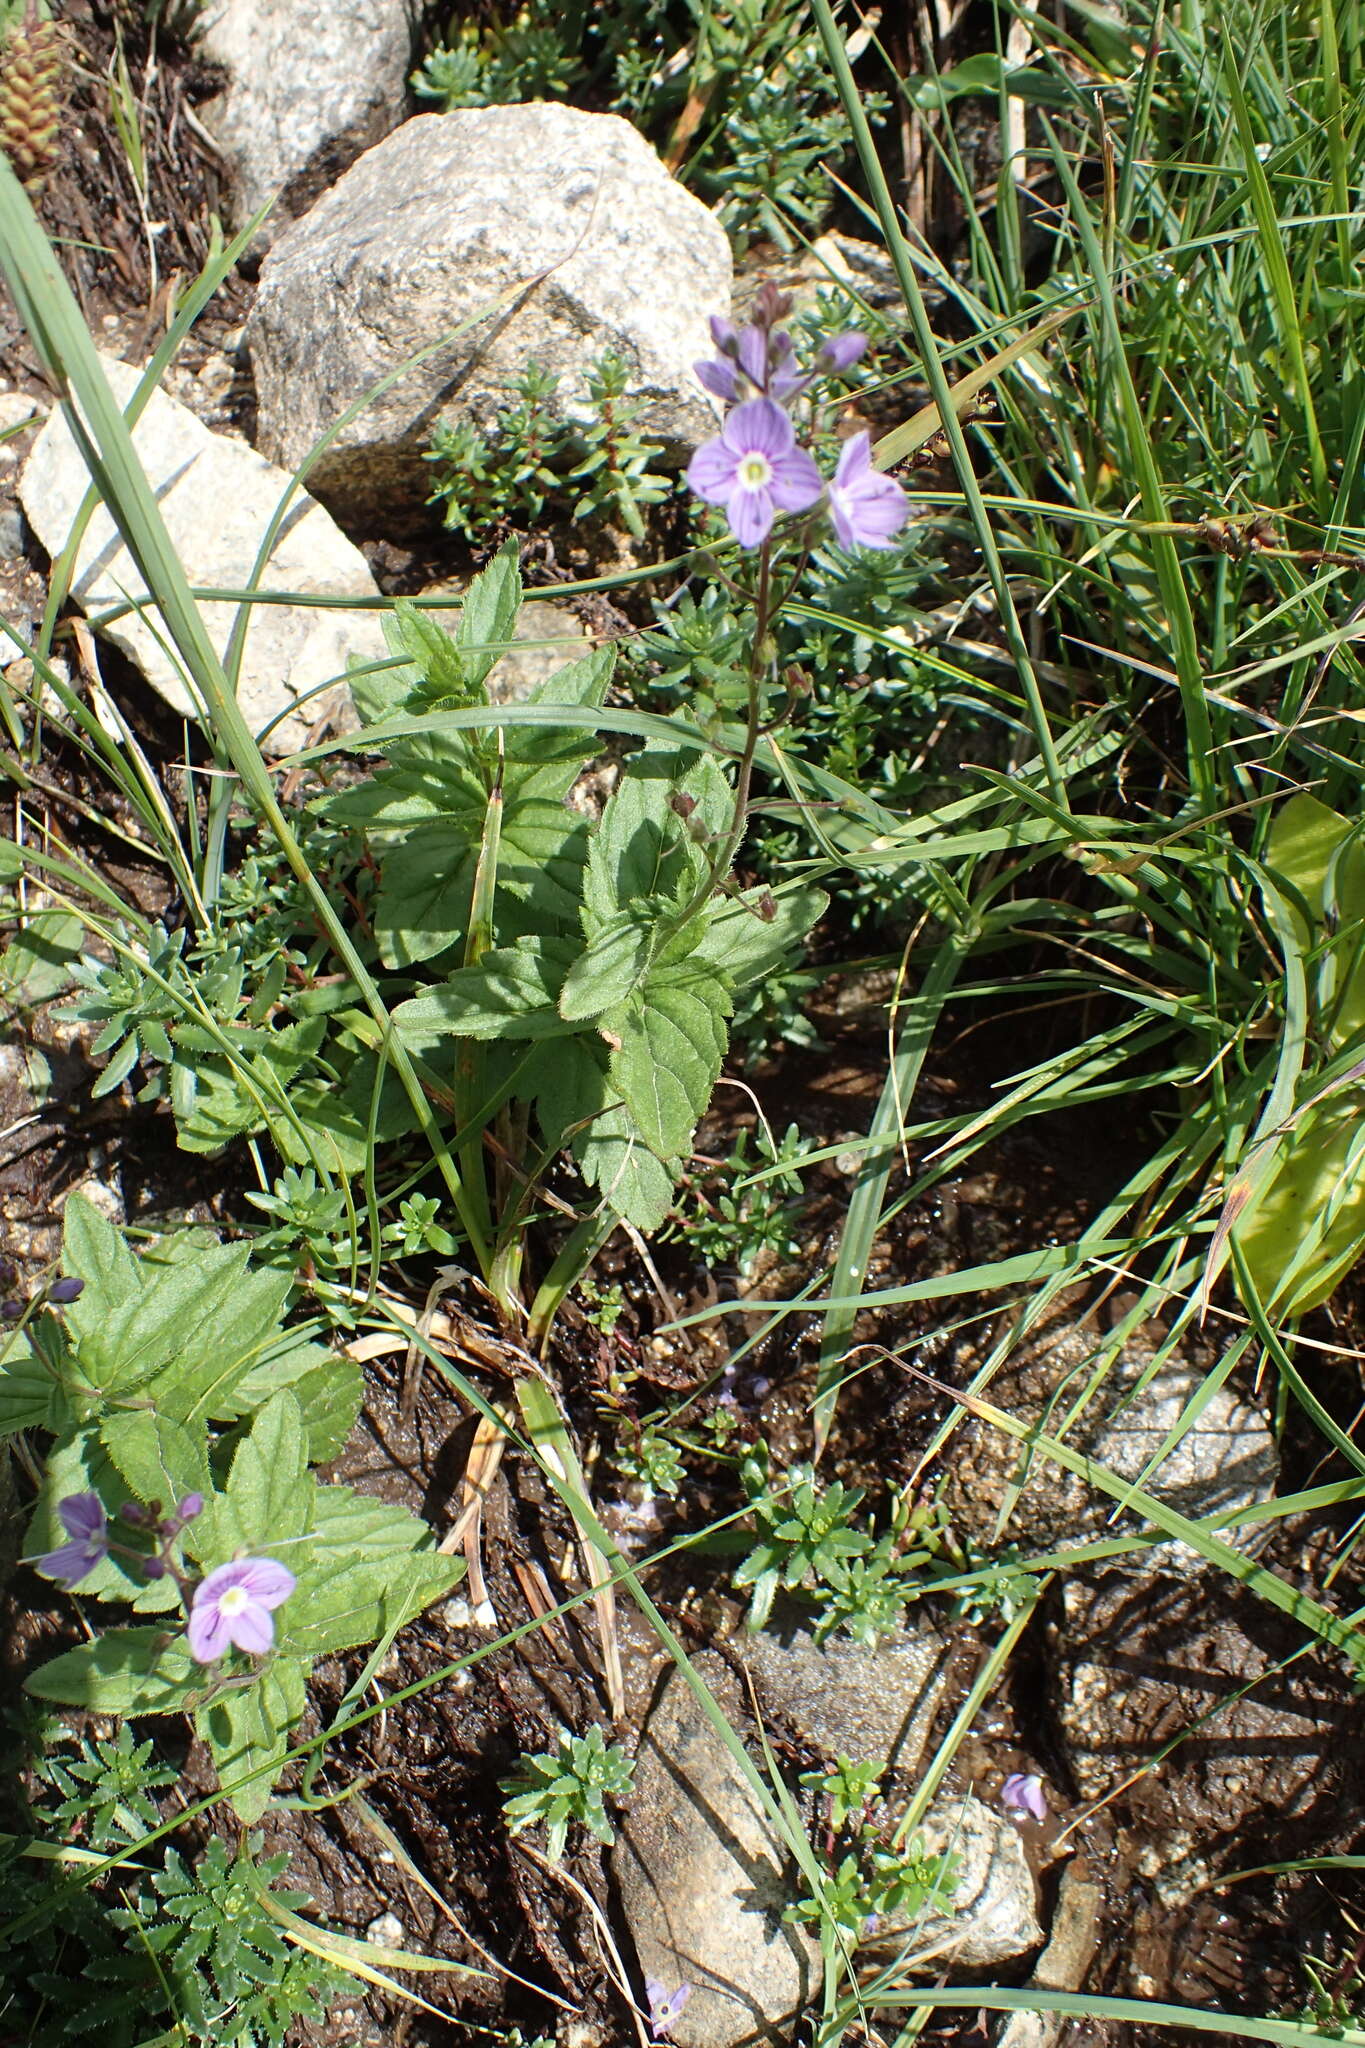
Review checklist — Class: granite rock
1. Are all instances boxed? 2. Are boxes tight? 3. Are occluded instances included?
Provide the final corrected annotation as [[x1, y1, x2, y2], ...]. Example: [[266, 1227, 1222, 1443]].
[[19, 355, 386, 753], [246, 103, 730, 526]]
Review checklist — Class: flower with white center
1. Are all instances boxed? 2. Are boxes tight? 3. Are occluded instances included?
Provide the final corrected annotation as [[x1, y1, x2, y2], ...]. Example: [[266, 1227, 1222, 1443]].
[[187, 1556, 296, 1662]]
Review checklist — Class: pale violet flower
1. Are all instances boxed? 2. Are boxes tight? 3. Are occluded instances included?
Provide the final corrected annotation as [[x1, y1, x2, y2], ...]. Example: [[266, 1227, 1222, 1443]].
[[35, 1493, 109, 1587], [1001, 1772, 1048, 1823], [646, 1979, 692, 2040], [188, 1557, 296, 1662], [686, 397, 823, 548], [828, 432, 910, 551]]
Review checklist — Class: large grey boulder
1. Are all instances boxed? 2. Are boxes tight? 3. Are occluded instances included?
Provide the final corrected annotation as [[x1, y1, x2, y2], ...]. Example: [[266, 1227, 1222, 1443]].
[[19, 355, 385, 754], [246, 104, 731, 527], [198, 0, 416, 239]]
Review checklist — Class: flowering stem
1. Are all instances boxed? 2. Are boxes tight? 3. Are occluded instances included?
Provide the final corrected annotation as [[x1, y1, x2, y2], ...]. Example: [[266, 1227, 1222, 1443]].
[[676, 539, 774, 926]]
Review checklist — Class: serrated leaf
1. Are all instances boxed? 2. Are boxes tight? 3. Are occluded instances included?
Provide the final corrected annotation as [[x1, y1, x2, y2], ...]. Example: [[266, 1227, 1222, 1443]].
[[456, 540, 522, 692], [26, 1628, 203, 1715], [283, 1485, 461, 1656], [609, 971, 730, 1160], [197, 1656, 308, 1822], [100, 1409, 210, 1505], [582, 746, 720, 931], [696, 884, 827, 988], [225, 1342, 363, 1462], [394, 936, 578, 1043], [195, 1390, 312, 1564], [559, 910, 656, 1021], [61, 1193, 141, 1329], [0, 1342, 67, 1435]]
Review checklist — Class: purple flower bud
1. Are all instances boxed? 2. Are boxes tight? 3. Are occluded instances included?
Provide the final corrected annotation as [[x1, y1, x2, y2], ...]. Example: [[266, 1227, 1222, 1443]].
[[143, 1555, 167, 1579], [708, 314, 739, 356], [176, 1492, 204, 1524], [120, 1501, 151, 1525], [1, 1299, 24, 1320], [47, 1276, 85, 1304], [819, 331, 869, 374], [1001, 1772, 1048, 1823]]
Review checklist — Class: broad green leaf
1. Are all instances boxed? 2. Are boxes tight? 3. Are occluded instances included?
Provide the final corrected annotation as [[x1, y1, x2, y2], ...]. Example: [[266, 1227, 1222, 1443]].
[[529, 1037, 678, 1231], [26, 1627, 203, 1715], [0, 908, 84, 1003], [696, 884, 828, 989], [394, 936, 577, 1042], [61, 1193, 141, 1329], [581, 746, 724, 932], [285, 1486, 461, 1656], [195, 1390, 313, 1563], [100, 1408, 210, 1505], [559, 910, 656, 1021], [1263, 792, 1365, 1048], [609, 971, 730, 1161], [0, 1335, 70, 1436], [225, 1341, 364, 1462], [1232, 1089, 1365, 1316], [456, 539, 522, 692], [197, 1655, 308, 1822]]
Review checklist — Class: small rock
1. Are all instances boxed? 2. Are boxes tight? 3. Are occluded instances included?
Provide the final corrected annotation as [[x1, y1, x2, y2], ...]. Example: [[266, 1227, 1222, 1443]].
[[63, 1177, 124, 1227], [1055, 1574, 1360, 1850], [364, 1911, 404, 1947], [996, 1865, 1101, 2048], [0, 392, 40, 433], [941, 1312, 1277, 1563], [19, 354, 387, 754], [198, 0, 415, 240], [742, 1616, 951, 1782], [247, 104, 731, 527], [0, 505, 27, 557], [865, 1794, 1042, 1971], [615, 1656, 821, 2048], [417, 587, 596, 704]]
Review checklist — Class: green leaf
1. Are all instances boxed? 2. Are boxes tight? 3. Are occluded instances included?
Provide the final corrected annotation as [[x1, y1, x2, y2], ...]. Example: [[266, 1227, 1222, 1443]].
[[1232, 1088, 1365, 1316], [0, 1341, 68, 1435], [394, 936, 578, 1042], [198, 1656, 308, 1821], [1263, 792, 1365, 1048], [193, 1390, 313, 1565], [225, 1341, 364, 1462], [456, 539, 523, 692], [0, 908, 84, 1003], [61, 1193, 141, 1330], [28, 1431, 179, 1611], [100, 1408, 210, 1505], [696, 884, 828, 989], [26, 1628, 203, 1715], [559, 910, 656, 1022], [582, 747, 722, 931], [284, 1486, 461, 1656], [609, 969, 730, 1161]]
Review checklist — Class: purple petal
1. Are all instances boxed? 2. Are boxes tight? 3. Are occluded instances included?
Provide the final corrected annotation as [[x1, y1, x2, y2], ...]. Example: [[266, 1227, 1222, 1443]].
[[686, 436, 739, 503], [36, 1538, 97, 1587], [768, 445, 824, 514], [728, 485, 775, 549], [695, 358, 742, 403], [767, 364, 814, 403], [58, 1493, 107, 1543], [737, 324, 768, 388], [834, 431, 874, 487], [234, 1557, 296, 1606], [722, 396, 794, 459], [226, 1602, 276, 1655], [187, 1599, 230, 1662], [1002, 1772, 1048, 1822], [820, 331, 869, 373], [709, 314, 738, 354]]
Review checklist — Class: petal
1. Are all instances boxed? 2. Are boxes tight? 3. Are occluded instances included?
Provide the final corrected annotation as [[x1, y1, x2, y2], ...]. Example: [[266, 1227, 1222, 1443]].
[[723, 396, 794, 459], [820, 331, 869, 373], [708, 314, 738, 353], [187, 1599, 230, 1663], [36, 1539, 92, 1587], [226, 1602, 276, 1656], [59, 1492, 106, 1541], [237, 1557, 297, 1607], [768, 446, 824, 513], [695, 358, 741, 402], [767, 364, 814, 403], [686, 437, 739, 503], [196, 1559, 251, 1603], [728, 485, 774, 549], [829, 497, 859, 551], [834, 431, 873, 486], [737, 324, 767, 387]]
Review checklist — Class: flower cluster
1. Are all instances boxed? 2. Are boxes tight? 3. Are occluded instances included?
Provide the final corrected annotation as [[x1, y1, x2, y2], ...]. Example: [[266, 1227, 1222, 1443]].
[[32, 1489, 295, 1666], [686, 283, 909, 553]]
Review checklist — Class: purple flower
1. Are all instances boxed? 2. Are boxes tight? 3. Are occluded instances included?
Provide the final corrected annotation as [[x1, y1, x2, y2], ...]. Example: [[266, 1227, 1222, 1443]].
[[187, 1557, 296, 1662], [695, 354, 744, 403], [827, 432, 910, 551], [1001, 1772, 1048, 1823], [687, 397, 823, 548], [694, 321, 812, 407], [36, 1493, 110, 1587], [819, 330, 869, 375], [645, 1979, 692, 2040], [47, 1276, 85, 1305]]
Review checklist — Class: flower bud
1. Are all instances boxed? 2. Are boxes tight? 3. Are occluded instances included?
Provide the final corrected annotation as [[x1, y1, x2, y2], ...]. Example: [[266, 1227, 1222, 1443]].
[[142, 1556, 167, 1580], [48, 1276, 85, 1304]]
